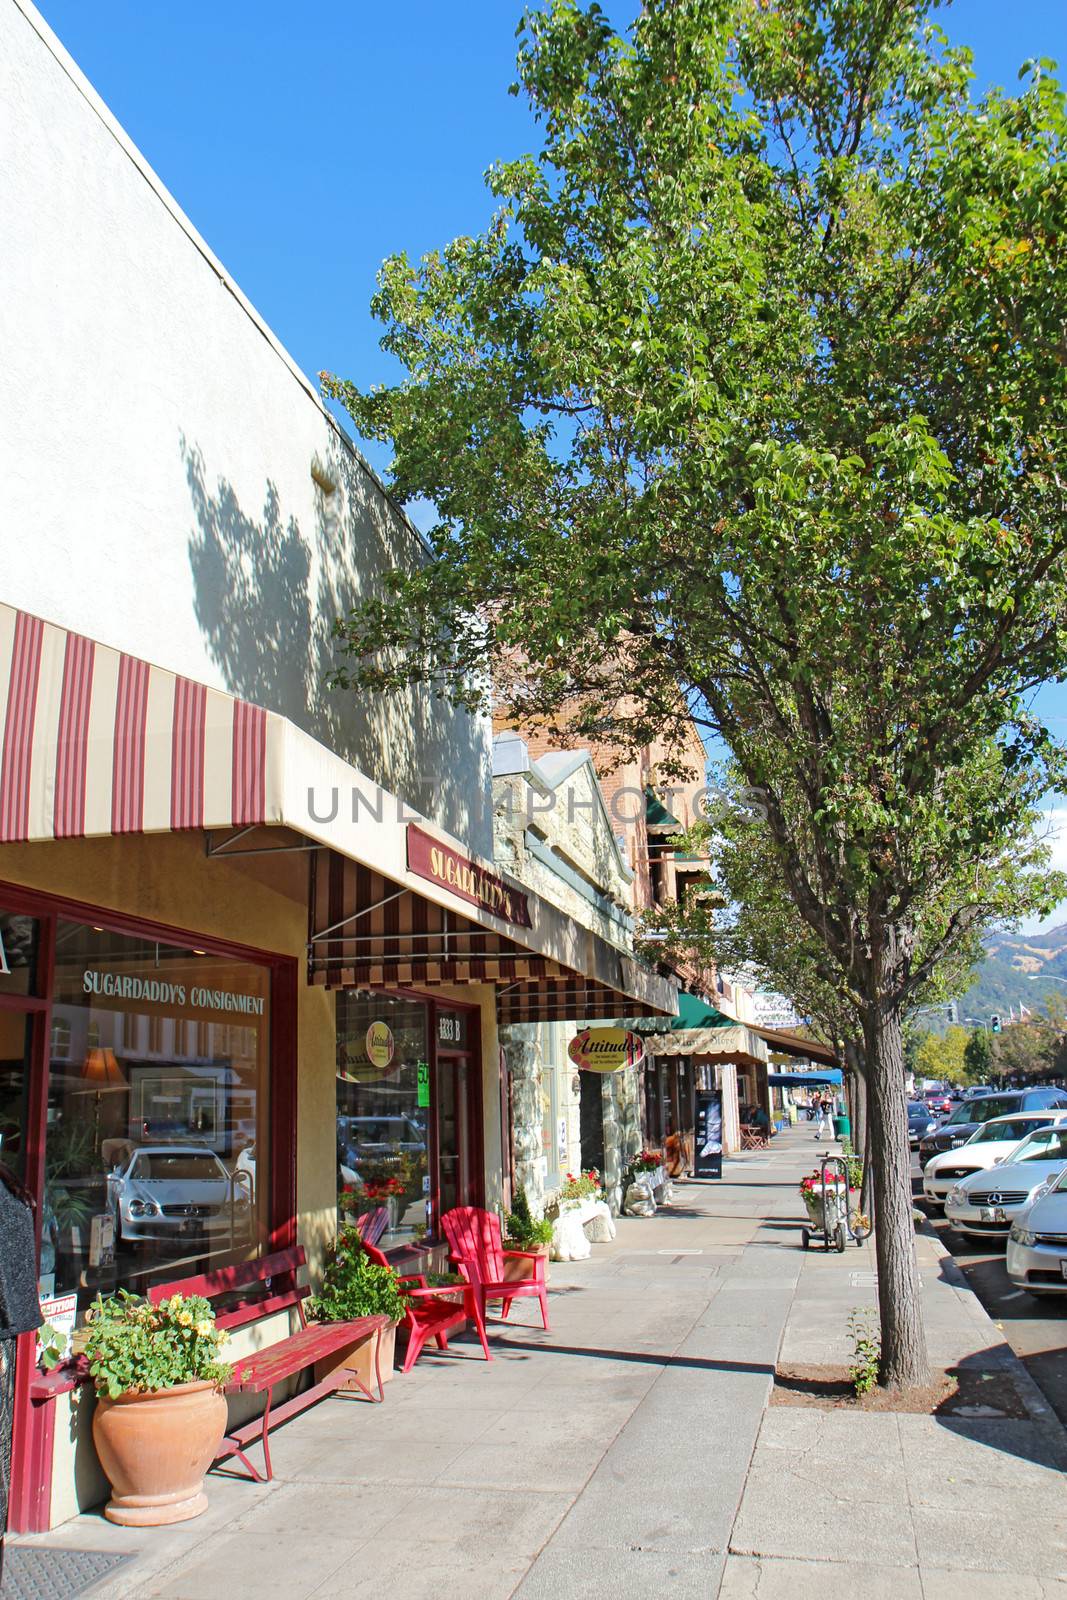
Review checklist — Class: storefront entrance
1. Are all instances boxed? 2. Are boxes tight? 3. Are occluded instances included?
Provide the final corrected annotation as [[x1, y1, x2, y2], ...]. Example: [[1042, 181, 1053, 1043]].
[[336, 994, 483, 1250]]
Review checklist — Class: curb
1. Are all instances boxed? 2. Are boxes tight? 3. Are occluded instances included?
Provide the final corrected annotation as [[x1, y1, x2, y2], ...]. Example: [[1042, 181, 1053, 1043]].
[[922, 1227, 1062, 1428]]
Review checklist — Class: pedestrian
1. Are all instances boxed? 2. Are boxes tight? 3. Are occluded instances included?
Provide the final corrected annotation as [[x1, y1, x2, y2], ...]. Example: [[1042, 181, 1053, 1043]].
[[814, 1097, 832, 1140], [0, 1164, 42, 1588]]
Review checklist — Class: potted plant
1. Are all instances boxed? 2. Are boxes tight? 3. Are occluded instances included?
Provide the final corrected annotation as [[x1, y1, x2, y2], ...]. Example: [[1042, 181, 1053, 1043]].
[[308, 1225, 409, 1387], [503, 1187, 554, 1282], [799, 1168, 858, 1229], [85, 1290, 232, 1527]]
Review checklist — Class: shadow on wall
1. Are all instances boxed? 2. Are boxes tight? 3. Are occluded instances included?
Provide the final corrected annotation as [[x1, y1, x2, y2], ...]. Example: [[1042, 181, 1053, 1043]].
[[182, 434, 491, 853]]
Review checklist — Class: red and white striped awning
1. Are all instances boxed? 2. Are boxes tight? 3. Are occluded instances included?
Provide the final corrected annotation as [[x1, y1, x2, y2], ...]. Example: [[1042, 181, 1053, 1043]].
[[0, 604, 276, 844], [0, 602, 675, 1020]]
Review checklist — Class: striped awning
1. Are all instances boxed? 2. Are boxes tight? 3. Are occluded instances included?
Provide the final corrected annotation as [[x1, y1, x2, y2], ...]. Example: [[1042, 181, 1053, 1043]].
[[0, 603, 674, 1022], [0, 604, 275, 843]]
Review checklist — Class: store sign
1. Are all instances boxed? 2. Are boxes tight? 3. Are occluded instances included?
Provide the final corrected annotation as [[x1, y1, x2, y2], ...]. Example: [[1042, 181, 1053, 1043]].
[[417, 1061, 430, 1108], [365, 1022, 395, 1071], [38, 1292, 77, 1366], [567, 1027, 645, 1073], [407, 825, 531, 927], [81, 970, 265, 1015]]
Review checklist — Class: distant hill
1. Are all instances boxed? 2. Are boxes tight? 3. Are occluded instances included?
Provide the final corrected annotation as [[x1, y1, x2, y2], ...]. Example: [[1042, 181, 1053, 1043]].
[[958, 924, 1067, 1025]]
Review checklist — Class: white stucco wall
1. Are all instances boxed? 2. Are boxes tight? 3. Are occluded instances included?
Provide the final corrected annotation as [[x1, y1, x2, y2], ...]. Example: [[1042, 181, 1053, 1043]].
[[0, 0, 492, 852]]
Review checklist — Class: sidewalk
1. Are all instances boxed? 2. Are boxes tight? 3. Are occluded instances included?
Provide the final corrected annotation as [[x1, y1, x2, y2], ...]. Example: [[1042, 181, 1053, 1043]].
[[10, 1126, 1067, 1599]]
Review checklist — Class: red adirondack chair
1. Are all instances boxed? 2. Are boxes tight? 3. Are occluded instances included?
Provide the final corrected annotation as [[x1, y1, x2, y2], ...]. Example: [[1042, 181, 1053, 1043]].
[[360, 1238, 492, 1373], [355, 1207, 390, 1248], [441, 1206, 550, 1332]]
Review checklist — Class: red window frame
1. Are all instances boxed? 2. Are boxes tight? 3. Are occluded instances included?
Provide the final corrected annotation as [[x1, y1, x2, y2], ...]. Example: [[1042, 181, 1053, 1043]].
[[0, 877, 298, 1532]]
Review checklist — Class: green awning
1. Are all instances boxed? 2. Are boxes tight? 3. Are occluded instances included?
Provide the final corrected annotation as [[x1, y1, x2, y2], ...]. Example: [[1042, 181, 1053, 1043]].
[[629, 989, 733, 1033], [645, 791, 682, 829]]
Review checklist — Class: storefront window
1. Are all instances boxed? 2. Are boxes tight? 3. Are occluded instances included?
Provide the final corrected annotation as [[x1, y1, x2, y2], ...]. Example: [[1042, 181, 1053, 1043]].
[[336, 994, 429, 1249], [0, 1010, 32, 1181], [42, 921, 270, 1315]]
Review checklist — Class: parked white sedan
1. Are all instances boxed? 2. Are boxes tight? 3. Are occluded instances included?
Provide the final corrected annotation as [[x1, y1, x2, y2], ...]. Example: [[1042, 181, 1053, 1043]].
[[1007, 1173, 1067, 1297], [944, 1124, 1067, 1239], [922, 1111, 1067, 1208]]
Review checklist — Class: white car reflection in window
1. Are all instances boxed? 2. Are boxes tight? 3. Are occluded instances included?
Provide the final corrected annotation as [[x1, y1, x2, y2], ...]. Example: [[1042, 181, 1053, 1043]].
[[107, 1145, 251, 1246]]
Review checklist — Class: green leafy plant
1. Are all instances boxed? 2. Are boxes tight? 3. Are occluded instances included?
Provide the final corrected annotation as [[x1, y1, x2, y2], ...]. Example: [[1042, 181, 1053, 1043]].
[[83, 1290, 232, 1400], [37, 1321, 68, 1372], [504, 1187, 553, 1249], [848, 1309, 881, 1397], [307, 1226, 409, 1325]]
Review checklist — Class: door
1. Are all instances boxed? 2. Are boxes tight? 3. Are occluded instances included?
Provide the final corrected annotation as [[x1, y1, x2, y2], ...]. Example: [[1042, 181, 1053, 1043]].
[[436, 1053, 480, 1221]]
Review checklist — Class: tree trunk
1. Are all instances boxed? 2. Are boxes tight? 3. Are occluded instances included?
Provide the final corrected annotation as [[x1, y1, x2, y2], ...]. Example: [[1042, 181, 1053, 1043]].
[[863, 1003, 929, 1390]]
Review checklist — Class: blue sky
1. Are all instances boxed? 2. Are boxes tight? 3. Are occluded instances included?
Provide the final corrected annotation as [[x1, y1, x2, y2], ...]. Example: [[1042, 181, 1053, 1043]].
[[34, 0, 1067, 923]]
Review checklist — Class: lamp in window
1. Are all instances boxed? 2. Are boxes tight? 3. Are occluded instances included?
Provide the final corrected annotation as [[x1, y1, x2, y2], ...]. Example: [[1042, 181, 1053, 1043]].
[[82, 1048, 127, 1143]]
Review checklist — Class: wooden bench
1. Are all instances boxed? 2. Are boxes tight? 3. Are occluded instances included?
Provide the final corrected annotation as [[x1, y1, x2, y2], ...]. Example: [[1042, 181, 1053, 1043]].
[[150, 1246, 388, 1483]]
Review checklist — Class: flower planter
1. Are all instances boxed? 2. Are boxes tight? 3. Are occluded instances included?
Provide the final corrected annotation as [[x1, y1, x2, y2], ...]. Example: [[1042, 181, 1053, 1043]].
[[92, 1379, 228, 1527], [502, 1243, 550, 1284], [314, 1321, 397, 1391]]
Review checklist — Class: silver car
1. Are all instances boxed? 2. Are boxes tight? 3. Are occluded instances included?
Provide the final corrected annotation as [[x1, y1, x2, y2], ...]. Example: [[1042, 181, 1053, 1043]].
[[944, 1124, 1067, 1239], [1007, 1173, 1067, 1297], [108, 1144, 250, 1246]]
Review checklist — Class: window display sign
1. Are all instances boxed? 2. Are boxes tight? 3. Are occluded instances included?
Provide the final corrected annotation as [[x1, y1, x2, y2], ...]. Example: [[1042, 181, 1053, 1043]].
[[417, 1061, 430, 1108], [567, 1027, 645, 1072], [695, 1089, 723, 1179], [365, 1022, 395, 1071]]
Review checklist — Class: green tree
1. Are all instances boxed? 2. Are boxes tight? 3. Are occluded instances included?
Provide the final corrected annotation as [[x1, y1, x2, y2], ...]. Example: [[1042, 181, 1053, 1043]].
[[323, 1, 1067, 1387], [913, 1026, 970, 1085], [992, 1016, 1059, 1079], [963, 1027, 994, 1083]]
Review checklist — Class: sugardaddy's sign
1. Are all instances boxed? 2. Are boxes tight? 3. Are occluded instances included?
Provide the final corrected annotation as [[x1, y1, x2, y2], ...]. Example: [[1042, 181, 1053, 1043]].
[[407, 825, 531, 928], [81, 970, 265, 1015], [568, 1027, 646, 1073]]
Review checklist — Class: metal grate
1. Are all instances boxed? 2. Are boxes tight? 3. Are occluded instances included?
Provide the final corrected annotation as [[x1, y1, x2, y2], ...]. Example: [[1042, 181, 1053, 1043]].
[[1, 1547, 131, 1600]]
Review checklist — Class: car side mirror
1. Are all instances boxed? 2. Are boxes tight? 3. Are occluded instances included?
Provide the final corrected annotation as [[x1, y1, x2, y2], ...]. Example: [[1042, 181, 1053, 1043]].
[[992, 1156, 1004, 1165]]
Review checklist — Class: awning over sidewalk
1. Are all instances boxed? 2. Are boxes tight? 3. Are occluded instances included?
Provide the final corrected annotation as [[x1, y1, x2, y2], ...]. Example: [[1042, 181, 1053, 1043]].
[[640, 1024, 768, 1067], [750, 1024, 839, 1066], [767, 1069, 843, 1087], [0, 603, 674, 1022]]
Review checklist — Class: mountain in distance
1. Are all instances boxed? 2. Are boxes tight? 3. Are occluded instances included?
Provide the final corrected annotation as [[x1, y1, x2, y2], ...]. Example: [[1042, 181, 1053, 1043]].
[[958, 923, 1067, 1025]]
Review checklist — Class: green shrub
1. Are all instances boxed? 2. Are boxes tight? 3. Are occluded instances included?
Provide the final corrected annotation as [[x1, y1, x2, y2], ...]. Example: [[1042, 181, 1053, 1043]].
[[308, 1226, 409, 1324], [504, 1187, 553, 1249], [848, 1308, 881, 1396]]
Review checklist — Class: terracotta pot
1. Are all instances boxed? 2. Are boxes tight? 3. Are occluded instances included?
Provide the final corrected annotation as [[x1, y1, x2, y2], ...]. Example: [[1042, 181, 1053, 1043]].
[[314, 1322, 397, 1392], [92, 1380, 227, 1527], [502, 1244, 550, 1284]]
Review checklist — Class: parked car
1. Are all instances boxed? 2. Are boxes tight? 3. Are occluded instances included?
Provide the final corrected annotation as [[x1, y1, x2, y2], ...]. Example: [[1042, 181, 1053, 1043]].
[[1007, 1172, 1067, 1298], [943, 1123, 1067, 1239], [921, 1111, 1067, 1208], [108, 1144, 252, 1246], [908, 1101, 940, 1148], [917, 1087, 1067, 1167]]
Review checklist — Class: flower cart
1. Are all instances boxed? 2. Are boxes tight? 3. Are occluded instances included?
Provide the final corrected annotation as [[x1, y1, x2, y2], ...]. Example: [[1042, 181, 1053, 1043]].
[[799, 1155, 870, 1252]]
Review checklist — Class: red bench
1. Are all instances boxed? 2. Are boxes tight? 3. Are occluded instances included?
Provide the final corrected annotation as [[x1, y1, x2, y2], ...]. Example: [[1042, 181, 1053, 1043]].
[[150, 1245, 388, 1483]]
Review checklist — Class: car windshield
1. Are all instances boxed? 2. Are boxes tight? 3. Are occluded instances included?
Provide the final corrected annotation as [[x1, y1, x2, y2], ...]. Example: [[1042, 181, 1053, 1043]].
[[908, 1103, 928, 1117], [1010, 1130, 1067, 1164], [969, 1117, 1051, 1145], [945, 1097, 1018, 1126], [130, 1152, 224, 1181]]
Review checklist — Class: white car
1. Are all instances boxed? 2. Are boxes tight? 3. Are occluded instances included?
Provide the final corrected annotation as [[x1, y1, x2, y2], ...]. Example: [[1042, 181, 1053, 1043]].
[[922, 1111, 1067, 1208], [108, 1144, 251, 1246], [944, 1123, 1067, 1239], [1007, 1173, 1067, 1297]]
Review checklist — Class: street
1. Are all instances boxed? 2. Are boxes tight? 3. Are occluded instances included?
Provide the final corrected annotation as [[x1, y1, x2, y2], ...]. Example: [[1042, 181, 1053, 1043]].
[[914, 1155, 1067, 1427]]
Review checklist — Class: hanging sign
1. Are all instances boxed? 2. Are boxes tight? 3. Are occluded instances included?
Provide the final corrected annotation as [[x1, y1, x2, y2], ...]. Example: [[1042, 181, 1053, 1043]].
[[365, 1022, 395, 1071], [567, 1027, 646, 1073], [694, 1089, 723, 1180], [406, 825, 532, 927], [417, 1060, 430, 1108]]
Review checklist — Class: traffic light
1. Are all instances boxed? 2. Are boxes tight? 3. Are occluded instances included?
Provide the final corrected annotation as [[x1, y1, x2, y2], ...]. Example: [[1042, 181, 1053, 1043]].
[[991, 1014, 1002, 1034]]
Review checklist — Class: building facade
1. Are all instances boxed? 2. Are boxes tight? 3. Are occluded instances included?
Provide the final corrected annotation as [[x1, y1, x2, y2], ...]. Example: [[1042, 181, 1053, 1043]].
[[0, 0, 673, 1531]]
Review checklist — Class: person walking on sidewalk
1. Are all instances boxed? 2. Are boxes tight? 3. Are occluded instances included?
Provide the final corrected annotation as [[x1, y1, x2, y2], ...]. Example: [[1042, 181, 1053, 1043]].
[[814, 1097, 833, 1140]]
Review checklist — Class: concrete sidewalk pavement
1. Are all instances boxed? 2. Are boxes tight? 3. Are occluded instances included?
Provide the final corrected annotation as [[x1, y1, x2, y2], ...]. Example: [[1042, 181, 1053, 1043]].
[[11, 1126, 1067, 1599]]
